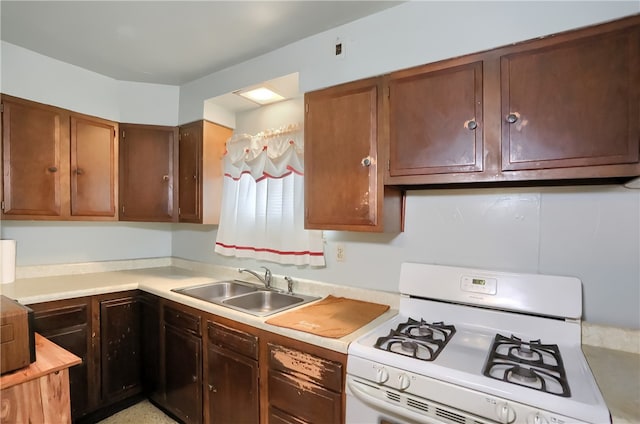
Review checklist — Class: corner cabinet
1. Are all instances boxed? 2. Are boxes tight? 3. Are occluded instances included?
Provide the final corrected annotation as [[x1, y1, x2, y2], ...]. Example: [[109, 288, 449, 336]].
[[385, 14, 640, 186], [119, 124, 178, 222], [178, 120, 232, 224], [1, 95, 118, 220], [304, 78, 403, 232]]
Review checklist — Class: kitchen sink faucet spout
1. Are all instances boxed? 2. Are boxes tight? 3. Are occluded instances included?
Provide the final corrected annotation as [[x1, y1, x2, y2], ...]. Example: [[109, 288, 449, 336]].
[[238, 266, 272, 289]]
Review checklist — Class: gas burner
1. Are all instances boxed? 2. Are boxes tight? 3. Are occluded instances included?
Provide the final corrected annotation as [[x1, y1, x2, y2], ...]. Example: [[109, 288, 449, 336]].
[[374, 318, 456, 361], [483, 334, 570, 397]]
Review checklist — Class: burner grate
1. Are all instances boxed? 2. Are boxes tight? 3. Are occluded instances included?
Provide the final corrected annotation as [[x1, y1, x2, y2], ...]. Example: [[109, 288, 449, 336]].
[[483, 334, 570, 397], [374, 318, 456, 361]]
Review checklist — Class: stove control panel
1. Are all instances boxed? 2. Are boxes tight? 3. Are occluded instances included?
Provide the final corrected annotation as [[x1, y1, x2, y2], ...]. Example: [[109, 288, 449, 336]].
[[461, 275, 497, 295]]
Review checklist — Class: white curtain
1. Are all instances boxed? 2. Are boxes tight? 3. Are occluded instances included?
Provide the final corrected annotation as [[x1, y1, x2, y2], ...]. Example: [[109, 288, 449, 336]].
[[214, 124, 325, 266]]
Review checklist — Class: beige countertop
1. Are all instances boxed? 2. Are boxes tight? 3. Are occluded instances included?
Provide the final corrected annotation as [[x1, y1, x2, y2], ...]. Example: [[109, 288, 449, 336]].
[[2, 258, 638, 423], [0, 260, 399, 354], [583, 345, 640, 424]]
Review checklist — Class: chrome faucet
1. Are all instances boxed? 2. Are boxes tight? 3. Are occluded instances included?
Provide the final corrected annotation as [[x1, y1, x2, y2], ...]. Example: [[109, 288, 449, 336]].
[[238, 266, 272, 289]]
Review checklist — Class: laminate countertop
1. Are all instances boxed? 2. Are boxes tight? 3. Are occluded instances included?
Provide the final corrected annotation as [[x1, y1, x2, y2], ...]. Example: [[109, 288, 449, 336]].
[[0, 262, 399, 354], [583, 345, 640, 424], [1, 259, 637, 423]]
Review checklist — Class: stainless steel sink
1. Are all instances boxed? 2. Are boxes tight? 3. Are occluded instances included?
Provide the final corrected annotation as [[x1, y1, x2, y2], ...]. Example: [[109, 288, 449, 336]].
[[222, 291, 318, 316], [172, 280, 258, 302], [172, 280, 319, 317]]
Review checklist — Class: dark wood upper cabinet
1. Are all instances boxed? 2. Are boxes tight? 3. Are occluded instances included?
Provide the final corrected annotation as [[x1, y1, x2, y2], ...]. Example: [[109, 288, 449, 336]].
[[382, 14, 640, 186], [70, 114, 118, 217], [500, 22, 639, 172], [1, 95, 118, 220], [389, 61, 483, 176], [304, 77, 403, 232], [178, 120, 231, 224], [119, 123, 178, 222], [2, 96, 68, 217]]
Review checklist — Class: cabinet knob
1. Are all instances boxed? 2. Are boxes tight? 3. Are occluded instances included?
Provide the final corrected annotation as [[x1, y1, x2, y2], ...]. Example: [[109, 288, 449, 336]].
[[361, 156, 373, 167], [162, 175, 170, 181], [47, 166, 58, 173], [192, 375, 198, 383], [208, 384, 216, 392], [465, 120, 478, 130], [506, 113, 520, 124], [193, 174, 197, 180], [75, 168, 84, 175]]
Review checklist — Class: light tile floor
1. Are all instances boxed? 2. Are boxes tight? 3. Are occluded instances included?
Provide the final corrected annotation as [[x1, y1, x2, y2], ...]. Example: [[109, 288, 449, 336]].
[[96, 400, 178, 424]]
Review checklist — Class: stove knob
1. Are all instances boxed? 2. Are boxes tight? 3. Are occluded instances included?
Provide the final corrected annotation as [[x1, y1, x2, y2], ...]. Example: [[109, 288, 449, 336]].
[[397, 373, 410, 391], [375, 367, 389, 384], [496, 402, 516, 424], [526, 413, 549, 424]]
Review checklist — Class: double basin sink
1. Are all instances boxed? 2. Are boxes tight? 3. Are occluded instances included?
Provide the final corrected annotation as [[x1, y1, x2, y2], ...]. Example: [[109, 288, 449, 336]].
[[171, 280, 320, 317]]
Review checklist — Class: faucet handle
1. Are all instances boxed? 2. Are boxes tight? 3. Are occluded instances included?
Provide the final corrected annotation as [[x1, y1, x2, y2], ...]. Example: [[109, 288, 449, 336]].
[[284, 276, 294, 294]]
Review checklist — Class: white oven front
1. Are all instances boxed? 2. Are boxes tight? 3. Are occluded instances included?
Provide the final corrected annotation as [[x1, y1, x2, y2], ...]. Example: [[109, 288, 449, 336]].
[[345, 375, 496, 424]]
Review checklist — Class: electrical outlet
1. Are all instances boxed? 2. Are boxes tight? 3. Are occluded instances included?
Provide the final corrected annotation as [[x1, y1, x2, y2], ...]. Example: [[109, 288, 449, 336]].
[[336, 244, 346, 262], [335, 37, 345, 60]]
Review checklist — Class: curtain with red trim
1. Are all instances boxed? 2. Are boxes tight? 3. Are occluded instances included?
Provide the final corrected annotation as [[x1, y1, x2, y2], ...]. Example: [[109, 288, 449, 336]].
[[214, 124, 325, 266]]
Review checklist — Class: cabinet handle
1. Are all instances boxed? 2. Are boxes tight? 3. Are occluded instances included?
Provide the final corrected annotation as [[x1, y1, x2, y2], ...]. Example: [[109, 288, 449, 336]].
[[506, 113, 520, 124], [465, 120, 478, 131], [193, 174, 197, 180], [208, 384, 216, 392], [75, 168, 84, 175], [192, 375, 198, 383], [47, 166, 58, 173], [162, 175, 170, 181], [360, 156, 373, 167]]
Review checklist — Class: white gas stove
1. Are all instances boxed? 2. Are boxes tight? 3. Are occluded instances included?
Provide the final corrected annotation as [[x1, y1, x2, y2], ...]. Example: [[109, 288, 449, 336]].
[[346, 263, 609, 424]]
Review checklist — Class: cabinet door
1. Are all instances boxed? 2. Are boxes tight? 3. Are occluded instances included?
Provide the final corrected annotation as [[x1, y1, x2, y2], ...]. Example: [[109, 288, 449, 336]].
[[70, 115, 117, 217], [29, 298, 93, 420], [119, 124, 177, 221], [178, 120, 231, 224], [100, 296, 142, 404], [164, 324, 202, 424], [305, 78, 390, 231], [207, 344, 259, 424], [178, 122, 202, 222], [1, 96, 69, 217], [389, 61, 483, 176], [501, 24, 639, 171]]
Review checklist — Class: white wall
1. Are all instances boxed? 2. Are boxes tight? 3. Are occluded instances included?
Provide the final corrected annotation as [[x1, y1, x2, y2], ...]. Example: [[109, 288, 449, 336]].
[[1, 2, 638, 329], [2, 222, 172, 266], [1, 41, 179, 125], [178, 1, 639, 123]]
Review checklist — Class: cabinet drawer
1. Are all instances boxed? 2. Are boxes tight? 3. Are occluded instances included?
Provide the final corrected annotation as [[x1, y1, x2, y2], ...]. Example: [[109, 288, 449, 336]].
[[164, 305, 201, 335], [269, 371, 341, 423], [268, 343, 343, 392], [31, 304, 88, 331], [207, 321, 258, 360], [269, 406, 308, 424]]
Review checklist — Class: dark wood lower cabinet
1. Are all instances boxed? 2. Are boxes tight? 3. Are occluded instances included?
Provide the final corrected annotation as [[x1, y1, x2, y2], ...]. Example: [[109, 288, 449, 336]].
[[99, 294, 142, 403], [29, 292, 347, 424], [163, 304, 203, 424], [206, 321, 259, 424], [29, 297, 93, 421]]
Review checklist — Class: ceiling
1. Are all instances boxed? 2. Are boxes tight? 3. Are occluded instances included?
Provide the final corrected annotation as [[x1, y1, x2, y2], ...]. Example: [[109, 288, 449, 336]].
[[0, 1, 401, 87]]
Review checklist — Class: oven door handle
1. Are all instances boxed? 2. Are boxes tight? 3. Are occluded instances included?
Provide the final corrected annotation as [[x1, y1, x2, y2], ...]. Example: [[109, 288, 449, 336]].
[[347, 377, 448, 424]]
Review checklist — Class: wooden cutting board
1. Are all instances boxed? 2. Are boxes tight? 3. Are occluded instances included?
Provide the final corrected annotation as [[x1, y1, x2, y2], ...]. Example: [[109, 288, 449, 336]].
[[265, 295, 390, 338]]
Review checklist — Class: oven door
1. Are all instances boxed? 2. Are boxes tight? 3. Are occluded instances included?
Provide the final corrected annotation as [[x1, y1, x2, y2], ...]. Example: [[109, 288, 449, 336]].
[[347, 377, 444, 424], [346, 376, 496, 424]]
